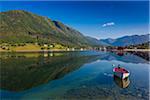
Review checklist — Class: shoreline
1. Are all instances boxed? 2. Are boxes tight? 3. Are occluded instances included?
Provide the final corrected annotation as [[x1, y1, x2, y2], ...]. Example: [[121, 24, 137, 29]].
[[0, 49, 87, 53], [0, 49, 150, 53], [108, 49, 150, 52], [124, 49, 150, 52]]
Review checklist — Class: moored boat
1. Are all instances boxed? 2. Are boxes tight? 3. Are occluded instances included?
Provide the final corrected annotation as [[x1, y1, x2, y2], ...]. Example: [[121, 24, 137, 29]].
[[113, 65, 130, 79]]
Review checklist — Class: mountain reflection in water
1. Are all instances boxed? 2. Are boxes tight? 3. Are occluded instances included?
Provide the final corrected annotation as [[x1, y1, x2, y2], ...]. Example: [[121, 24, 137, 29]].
[[0, 51, 149, 100], [0, 52, 100, 91]]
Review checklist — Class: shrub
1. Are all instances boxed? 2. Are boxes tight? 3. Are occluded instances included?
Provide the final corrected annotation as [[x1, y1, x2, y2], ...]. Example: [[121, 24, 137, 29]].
[[41, 47, 44, 50]]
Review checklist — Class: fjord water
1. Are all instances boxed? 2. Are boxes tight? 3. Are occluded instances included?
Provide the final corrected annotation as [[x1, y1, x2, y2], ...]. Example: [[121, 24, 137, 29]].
[[0, 51, 149, 100]]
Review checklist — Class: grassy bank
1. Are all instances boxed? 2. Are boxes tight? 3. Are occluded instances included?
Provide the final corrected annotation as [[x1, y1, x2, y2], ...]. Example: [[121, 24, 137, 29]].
[[0, 43, 86, 52]]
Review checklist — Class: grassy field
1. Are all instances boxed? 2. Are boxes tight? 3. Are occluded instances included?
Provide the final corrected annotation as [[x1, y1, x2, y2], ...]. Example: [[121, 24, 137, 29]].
[[0, 43, 79, 52], [11, 44, 41, 51]]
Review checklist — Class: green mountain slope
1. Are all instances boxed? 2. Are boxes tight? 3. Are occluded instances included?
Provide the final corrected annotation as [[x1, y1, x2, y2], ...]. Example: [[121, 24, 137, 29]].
[[0, 10, 90, 47]]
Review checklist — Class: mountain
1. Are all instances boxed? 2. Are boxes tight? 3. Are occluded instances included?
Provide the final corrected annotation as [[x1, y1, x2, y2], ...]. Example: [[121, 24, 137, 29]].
[[0, 10, 91, 47], [100, 34, 149, 46], [86, 36, 110, 46], [86, 36, 101, 46], [126, 41, 150, 49], [1, 10, 148, 48]]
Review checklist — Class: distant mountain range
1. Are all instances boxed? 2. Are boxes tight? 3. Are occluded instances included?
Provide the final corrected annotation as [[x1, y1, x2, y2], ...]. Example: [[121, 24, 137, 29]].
[[86, 34, 149, 46], [0, 10, 149, 47], [100, 34, 149, 46]]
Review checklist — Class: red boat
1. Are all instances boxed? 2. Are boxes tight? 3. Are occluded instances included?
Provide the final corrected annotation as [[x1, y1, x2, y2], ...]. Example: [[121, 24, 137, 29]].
[[113, 66, 130, 79]]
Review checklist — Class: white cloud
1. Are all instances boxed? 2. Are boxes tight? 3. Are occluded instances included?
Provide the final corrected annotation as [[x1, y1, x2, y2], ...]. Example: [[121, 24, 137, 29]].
[[102, 22, 115, 27]]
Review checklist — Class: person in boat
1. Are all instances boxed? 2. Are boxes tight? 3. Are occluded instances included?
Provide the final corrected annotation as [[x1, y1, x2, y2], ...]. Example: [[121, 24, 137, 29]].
[[118, 64, 121, 68], [117, 64, 127, 73]]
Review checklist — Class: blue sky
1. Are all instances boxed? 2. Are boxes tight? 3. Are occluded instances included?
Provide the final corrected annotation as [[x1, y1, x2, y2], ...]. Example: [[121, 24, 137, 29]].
[[0, 1, 149, 39]]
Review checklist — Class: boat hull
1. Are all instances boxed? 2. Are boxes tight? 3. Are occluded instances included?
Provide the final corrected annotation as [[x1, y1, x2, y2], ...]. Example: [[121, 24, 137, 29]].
[[113, 72, 129, 79]]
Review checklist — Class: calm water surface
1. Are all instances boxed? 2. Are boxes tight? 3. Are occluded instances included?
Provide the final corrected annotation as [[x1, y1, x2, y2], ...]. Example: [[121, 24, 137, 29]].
[[0, 51, 149, 100]]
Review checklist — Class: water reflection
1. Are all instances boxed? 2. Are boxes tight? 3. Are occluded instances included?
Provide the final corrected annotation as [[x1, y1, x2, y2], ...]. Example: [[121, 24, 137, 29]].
[[0, 51, 149, 100], [116, 51, 125, 56], [98, 51, 149, 64], [0, 52, 69, 59], [113, 75, 130, 88], [127, 51, 149, 61], [0, 52, 100, 91]]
